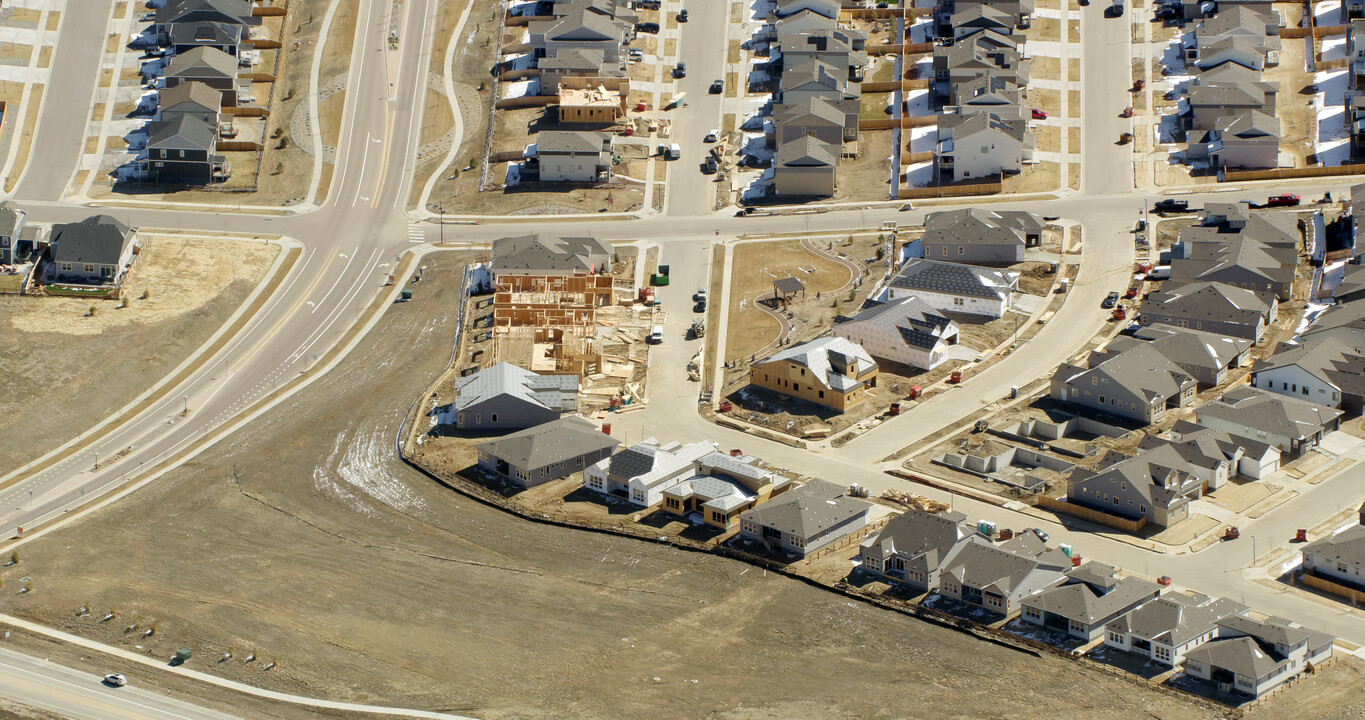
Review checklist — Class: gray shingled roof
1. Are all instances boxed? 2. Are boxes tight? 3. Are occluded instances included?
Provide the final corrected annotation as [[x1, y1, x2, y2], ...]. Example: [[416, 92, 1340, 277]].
[[536, 130, 611, 155], [1120, 324, 1252, 372], [862, 508, 981, 570], [145, 114, 216, 151], [838, 295, 955, 351], [166, 46, 240, 79], [159, 80, 221, 115], [476, 416, 618, 471], [1145, 282, 1274, 324], [889, 258, 1016, 300], [1185, 636, 1286, 679], [453, 362, 578, 413], [740, 479, 871, 539], [1303, 525, 1365, 569], [1106, 594, 1247, 646], [1062, 343, 1195, 403], [1023, 574, 1159, 625], [1196, 386, 1344, 440], [490, 234, 611, 275], [922, 208, 1041, 250], [48, 215, 135, 265], [1252, 335, 1365, 397]]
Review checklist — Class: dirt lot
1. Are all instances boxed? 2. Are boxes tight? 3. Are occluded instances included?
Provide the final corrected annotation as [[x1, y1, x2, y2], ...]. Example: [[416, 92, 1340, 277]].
[[0, 237, 279, 469], [723, 236, 879, 364], [0, 252, 1253, 720]]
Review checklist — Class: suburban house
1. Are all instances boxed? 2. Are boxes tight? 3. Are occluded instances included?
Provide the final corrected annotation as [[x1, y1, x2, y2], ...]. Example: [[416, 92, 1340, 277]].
[[1050, 344, 1197, 424], [1106, 325, 1252, 389], [777, 58, 858, 106], [660, 451, 795, 529], [934, 0, 1034, 31], [1248, 334, 1365, 414], [936, 537, 1071, 617], [739, 479, 874, 558], [1019, 563, 1163, 642], [154, 0, 258, 38], [771, 97, 848, 146], [948, 5, 1018, 41], [1196, 386, 1344, 456], [887, 258, 1018, 318], [163, 46, 247, 107], [42, 215, 138, 286], [1183, 616, 1335, 699], [1186, 109, 1280, 170], [858, 508, 991, 591], [748, 336, 879, 412], [1137, 282, 1277, 342], [537, 48, 625, 94], [831, 295, 960, 371], [1160, 420, 1283, 480], [476, 416, 619, 488], [1302, 519, 1365, 595], [1334, 264, 1365, 304], [773, 0, 842, 19], [583, 439, 714, 507], [931, 33, 1030, 95], [771, 135, 840, 198], [1185, 5, 1280, 67], [1104, 593, 1249, 666], [1066, 443, 1205, 528], [1170, 225, 1298, 301], [139, 114, 228, 184], [157, 80, 222, 126], [528, 130, 613, 183], [934, 110, 1032, 182], [437, 362, 578, 430], [948, 74, 1026, 120], [0, 203, 28, 266], [920, 208, 1043, 264], [490, 233, 611, 278], [528, 10, 630, 65]]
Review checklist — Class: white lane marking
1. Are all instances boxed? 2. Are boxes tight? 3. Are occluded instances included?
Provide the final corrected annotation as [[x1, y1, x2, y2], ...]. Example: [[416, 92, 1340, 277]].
[[310, 246, 360, 314]]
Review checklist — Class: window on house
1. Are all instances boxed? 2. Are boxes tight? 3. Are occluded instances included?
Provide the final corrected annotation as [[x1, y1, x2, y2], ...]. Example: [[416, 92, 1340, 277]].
[[819, 390, 825, 398], [475, 413, 481, 424], [1303, 386, 1310, 396], [84, 264, 94, 273], [179, 150, 185, 158], [60, 263, 71, 271], [490, 413, 498, 423], [958, 247, 964, 255]]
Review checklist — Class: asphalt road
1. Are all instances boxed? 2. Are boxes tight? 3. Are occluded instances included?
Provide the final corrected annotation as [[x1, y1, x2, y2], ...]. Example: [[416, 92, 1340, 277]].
[[0, 646, 240, 720]]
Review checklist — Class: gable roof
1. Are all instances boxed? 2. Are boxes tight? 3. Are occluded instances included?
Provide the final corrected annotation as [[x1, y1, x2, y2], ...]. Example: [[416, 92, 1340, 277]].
[[453, 362, 578, 413], [476, 416, 619, 470], [537, 130, 610, 154], [48, 216, 135, 265], [773, 97, 846, 128], [1107, 593, 1247, 647], [1144, 282, 1275, 324], [165, 46, 240, 79], [1195, 386, 1344, 439], [0, 203, 26, 236], [1118, 324, 1253, 372], [776, 135, 838, 168], [490, 234, 612, 275], [159, 80, 222, 115], [1185, 636, 1286, 678], [145, 114, 217, 151], [1070, 443, 1199, 510], [1022, 573, 1160, 624], [922, 208, 1041, 249], [740, 479, 872, 539], [1058, 343, 1195, 403], [837, 295, 956, 351], [755, 336, 877, 392], [889, 258, 1017, 300], [1217, 109, 1279, 139], [1251, 333, 1365, 397], [861, 508, 983, 570]]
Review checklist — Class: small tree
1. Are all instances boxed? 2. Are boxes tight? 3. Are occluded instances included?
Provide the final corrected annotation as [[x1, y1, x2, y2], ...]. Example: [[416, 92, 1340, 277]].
[[88, 305, 97, 317], [273, 162, 284, 175], [140, 289, 150, 300], [271, 127, 284, 139], [875, 245, 886, 260], [10, 551, 18, 565], [276, 136, 291, 150]]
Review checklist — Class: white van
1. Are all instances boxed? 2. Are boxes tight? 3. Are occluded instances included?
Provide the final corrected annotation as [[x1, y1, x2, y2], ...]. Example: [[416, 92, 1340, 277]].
[[668, 143, 681, 160], [647, 325, 664, 344]]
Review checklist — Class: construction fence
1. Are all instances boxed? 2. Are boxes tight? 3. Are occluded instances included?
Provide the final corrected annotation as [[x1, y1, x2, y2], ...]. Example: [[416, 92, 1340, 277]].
[[1035, 495, 1148, 533]]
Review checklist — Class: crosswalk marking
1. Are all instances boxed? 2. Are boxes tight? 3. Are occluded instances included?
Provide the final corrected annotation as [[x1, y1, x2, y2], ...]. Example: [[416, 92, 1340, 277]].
[[407, 223, 425, 243]]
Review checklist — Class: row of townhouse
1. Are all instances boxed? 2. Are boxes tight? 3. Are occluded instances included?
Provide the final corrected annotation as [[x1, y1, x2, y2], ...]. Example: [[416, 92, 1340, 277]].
[[768, 2, 866, 198], [1167, 204, 1299, 301], [930, 0, 1034, 182], [1178, 6, 1283, 170], [858, 507, 1335, 700], [136, 0, 272, 184]]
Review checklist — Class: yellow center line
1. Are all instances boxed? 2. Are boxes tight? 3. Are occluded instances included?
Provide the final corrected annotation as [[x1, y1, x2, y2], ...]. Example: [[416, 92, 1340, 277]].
[[371, 107, 396, 208], [0, 668, 162, 720], [229, 250, 339, 373]]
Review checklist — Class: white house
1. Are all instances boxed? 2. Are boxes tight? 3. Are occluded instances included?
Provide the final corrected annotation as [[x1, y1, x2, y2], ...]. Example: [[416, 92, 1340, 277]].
[[832, 295, 960, 370], [584, 439, 714, 507], [1103, 593, 1248, 667], [886, 259, 1017, 318]]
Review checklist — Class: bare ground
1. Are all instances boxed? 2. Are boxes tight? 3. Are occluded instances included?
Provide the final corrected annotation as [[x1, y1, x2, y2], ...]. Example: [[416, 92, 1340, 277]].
[[0, 253, 1238, 720], [0, 238, 279, 469]]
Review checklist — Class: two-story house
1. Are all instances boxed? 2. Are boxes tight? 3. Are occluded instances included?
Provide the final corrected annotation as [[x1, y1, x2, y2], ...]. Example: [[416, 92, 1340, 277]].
[[748, 336, 879, 412]]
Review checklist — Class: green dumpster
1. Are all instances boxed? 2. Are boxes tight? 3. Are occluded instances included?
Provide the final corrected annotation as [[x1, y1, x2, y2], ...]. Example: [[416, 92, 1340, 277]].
[[658, 264, 671, 276], [174, 648, 192, 664], [401, 287, 413, 301]]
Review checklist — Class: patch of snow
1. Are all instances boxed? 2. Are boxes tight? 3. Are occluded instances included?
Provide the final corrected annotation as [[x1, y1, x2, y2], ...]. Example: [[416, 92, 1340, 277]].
[[502, 79, 538, 99], [1279, 552, 1303, 576], [1295, 302, 1330, 335], [903, 161, 933, 187], [1321, 36, 1348, 62], [333, 427, 427, 513], [904, 88, 931, 117], [908, 125, 938, 153]]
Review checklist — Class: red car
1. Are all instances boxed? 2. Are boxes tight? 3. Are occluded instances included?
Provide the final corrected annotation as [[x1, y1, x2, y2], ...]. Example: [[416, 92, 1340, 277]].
[[1031, 108, 1047, 120], [1265, 194, 1300, 207], [1124, 287, 1138, 299]]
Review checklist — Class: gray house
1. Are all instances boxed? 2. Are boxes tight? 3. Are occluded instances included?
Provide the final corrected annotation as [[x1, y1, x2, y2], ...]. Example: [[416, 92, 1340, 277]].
[[154, 0, 258, 36], [476, 415, 619, 488], [1161, 420, 1282, 480], [1019, 563, 1163, 641], [163, 46, 245, 107], [530, 130, 612, 183], [1196, 386, 1343, 456], [1248, 334, 1365, 415], [490, 234, 612, 278], [1184, 616, 1334, 699], [1051, 344, 1197, 424], [1170, 229, 1297, 301], [42, 215, 138, 286], [1104, 593, 1249, 666], [772, 97, 848, 147], [1107, 324, 1252, 389], [0, 203, 28, 266], [772, 135, 839, 198], [536, 48, 625, 95], [1138, 282, 1278, 342], [1302, 524, 1365, 592], [169, 20, 249, 57], [921, 208, 1043, 264], [738, 479, 873, 558], [858, 508, 990, 591], [438, 362, 578, 430], [158, 80, 222, 126], [936, 538, 1071, 617], [1066, 443, 1205, 528], [139, 114, 227, 185]]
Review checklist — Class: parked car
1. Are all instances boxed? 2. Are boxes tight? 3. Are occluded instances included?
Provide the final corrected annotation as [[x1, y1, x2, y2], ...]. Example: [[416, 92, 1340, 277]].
[[647, 325, 664, 344], [678, 8, 688, 21], [1152, 199, 1189, 213], [636, 21, 660, 33], [1031, 108, 1047, 120], [1265, 193, 1300, 207], [1101, 291, 1120, 309], [1029, 528, 1049, 543], [694, 287, 707, 301], [702, 156, 717, 174], [705, 129, 718, 142], [673, 62, 686, 78], [710, 78, 724, 94], [104, 674, 128, 687], [694, 299, 706, 313]]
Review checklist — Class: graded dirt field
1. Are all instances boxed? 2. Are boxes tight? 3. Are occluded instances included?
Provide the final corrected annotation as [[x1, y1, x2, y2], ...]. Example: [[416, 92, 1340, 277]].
[[0, 237, 279, 469], [0, 253, 1241, 720]]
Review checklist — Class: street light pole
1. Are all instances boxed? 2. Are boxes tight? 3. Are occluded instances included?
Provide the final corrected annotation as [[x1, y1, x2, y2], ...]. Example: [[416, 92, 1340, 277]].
[[439, 205, 445, 245]]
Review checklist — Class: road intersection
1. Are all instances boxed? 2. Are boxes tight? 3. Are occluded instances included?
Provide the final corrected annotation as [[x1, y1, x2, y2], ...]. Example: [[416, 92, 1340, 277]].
[[2, 0, 1365, 710]]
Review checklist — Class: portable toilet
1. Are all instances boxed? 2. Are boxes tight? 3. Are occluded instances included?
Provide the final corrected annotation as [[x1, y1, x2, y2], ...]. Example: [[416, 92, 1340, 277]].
[[1060, 543, 1073, 557]]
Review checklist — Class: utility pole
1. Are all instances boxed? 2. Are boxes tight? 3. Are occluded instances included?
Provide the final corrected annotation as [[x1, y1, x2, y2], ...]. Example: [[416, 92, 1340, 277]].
[[439, 204, 445, 245]]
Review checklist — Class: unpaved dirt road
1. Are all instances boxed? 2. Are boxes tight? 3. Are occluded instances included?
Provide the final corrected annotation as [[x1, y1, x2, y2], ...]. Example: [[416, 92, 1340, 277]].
[[0, 252, 1316, 720]]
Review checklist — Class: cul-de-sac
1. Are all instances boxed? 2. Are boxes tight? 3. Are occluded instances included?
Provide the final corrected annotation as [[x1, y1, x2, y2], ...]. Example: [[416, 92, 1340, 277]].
[[1, 0, 1365, 717]]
